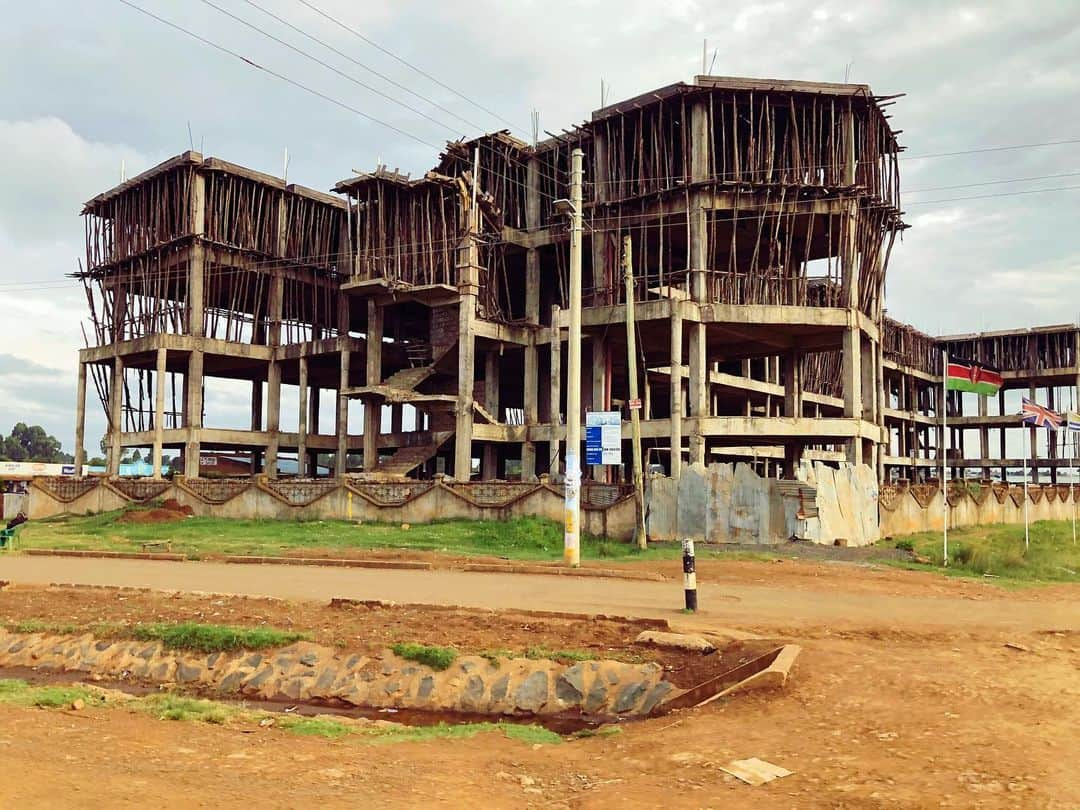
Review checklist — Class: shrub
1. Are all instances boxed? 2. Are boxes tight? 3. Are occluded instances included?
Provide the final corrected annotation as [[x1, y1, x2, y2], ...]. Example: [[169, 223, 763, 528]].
[[950, 543, 974, 565], [131, 622, 308, 653], [390, 642, 457, 671]]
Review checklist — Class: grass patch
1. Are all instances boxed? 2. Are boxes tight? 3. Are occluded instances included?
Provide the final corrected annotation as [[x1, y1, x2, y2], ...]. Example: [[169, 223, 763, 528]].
[[276, 715, 354, 739], [0, 678, 562, 745], [130, 622, 309, 653], [0, 678, 106, 709], [15, 512, 694, 563], [139, 693, 237, 724], [524, 646, 595, 663], [390, 642, 458, 671], [882, 520, 1080, 583], [501, 723, 563, 745], [365, 721, 561, 746], [570, 725, 623, 739]]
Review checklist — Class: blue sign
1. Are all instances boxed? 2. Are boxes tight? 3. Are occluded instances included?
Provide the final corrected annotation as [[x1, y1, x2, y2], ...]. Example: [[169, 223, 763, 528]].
[[585, 425, 603, 466]]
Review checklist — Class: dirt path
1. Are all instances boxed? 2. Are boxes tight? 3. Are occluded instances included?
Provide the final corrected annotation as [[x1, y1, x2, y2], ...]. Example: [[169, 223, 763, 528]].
[[1, 556, 1078, 807], [0, 630, 1077, 808], [2, 555, 1078, 635]]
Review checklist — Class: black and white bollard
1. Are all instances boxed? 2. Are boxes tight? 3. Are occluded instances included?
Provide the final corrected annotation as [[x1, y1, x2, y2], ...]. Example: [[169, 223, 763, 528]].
[[682, 537, 697, 612]]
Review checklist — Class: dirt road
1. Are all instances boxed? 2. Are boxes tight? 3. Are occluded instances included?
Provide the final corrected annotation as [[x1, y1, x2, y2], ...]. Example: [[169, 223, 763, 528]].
[[1, 555, 1078, 807], [2, 555, 1078, 634]]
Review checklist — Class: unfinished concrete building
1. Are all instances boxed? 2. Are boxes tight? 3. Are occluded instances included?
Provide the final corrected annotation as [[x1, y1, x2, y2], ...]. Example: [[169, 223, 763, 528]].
[[70, 75, 1080, 490]]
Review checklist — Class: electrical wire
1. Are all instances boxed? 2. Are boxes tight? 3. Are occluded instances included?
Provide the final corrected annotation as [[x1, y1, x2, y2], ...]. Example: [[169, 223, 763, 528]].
[[196, 0, 464, 137], [295, 0, 528, 136], [241, 0, 485, 134], [115, 0, 440, 148]]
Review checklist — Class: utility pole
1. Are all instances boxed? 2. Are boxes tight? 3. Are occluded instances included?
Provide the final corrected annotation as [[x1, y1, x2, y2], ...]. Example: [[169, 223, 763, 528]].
[[564, 147, 584, 567], [623, 235, 646, 549]]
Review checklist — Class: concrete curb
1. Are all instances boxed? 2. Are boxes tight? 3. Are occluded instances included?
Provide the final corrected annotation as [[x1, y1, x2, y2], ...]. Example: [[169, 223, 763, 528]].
[[24, 548, 186, 562], [660, 644, 802, 710], [223, 555, 433, 571], [462, 563, 666, 582]]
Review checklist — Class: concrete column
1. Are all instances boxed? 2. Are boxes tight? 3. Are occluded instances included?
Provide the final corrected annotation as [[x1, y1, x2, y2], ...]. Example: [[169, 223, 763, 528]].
[[550, 305, 562, 474], [310, 387, 321, 436], [153, 348, 167, 479], [265, 361, 281, 478], [482, 350, 500, 479], [978, 393, 990, 479], [1029, 384, 1039, 484], [670, 302, 683, 479], [364, 301, 383, 472], [875, 338, 886, 483], [188, 174, 206, 339], [999, 388, 1008, 482], [782, 350, 804, 478], [687, 322, 707, 466], [840, 107, 862, 467], [391, 404, 403, 435], [184, 349, 202, 476], [783, 350, 804, 418], [742, 359, 753, 416], [250, 382, 263, 431], [74, 360, 87, 473], [522, 249, 540, 481], [297, 355, 309, 477], [336, 348, 350, 477], [687, 100, 710, 468], [455, 266, 478, 480], [590, 335, 608, 482], [108, 355, 124, 476], [842, 327, 862, 465], [1049, 387, 1058, 484]]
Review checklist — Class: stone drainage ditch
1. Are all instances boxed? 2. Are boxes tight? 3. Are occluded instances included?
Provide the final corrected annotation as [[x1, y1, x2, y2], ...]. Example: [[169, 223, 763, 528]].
[[0, 629, 800, 733]]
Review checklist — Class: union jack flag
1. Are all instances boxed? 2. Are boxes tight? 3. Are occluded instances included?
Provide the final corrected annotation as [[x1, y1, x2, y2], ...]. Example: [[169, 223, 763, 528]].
[[1021, 397, 1062, 430]]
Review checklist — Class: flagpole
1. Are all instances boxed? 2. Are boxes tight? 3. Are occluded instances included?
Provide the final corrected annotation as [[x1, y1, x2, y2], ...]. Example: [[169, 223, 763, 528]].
[[942, 348, 949, 567], [1023, 425, 1030, 552], [1067, 427, 1075, 548]]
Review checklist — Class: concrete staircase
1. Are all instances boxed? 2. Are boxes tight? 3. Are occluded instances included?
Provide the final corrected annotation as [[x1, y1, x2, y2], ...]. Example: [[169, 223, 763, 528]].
[[382, 365, 435, 392], [472, 400, 501, 425], [374, 431, 453, 476]]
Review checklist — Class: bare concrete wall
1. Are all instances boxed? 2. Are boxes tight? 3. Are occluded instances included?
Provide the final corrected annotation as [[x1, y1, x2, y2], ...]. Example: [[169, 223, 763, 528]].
[[647, 462, 880, 547], [800, 463, 880, 547], [3, 493, 28, 520]]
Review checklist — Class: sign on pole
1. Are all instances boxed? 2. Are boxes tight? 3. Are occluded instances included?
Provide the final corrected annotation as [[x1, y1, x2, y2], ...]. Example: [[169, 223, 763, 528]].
[[585, 411, 622, 466]]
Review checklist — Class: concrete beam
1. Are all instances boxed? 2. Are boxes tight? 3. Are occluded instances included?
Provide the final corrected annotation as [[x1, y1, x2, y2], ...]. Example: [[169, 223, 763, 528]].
[[152, 347, 167, 478]]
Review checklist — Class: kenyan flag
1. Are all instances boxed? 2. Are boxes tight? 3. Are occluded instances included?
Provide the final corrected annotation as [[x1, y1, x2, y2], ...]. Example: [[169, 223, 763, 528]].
[[945, 357, 1003, 396]]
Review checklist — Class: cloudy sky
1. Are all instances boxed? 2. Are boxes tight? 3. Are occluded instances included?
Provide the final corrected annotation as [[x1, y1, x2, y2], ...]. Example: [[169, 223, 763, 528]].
[[2, 0, 1079, 454]]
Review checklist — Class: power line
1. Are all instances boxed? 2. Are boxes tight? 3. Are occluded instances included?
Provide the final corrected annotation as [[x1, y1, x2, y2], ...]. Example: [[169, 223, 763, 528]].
[[196, 0, 463, 137], [904, 171, 1080, 194], [116, 0, 439, 148], [295, 0, 527, 136], [240, 0, 485, 135], [905, 184, 1080, 206], [902, 138, 1080, 161]]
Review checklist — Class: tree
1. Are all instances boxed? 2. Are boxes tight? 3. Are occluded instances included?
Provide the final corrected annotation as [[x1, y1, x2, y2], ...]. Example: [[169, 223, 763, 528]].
[[0, 423, 70, 463], [131, 449, 143, 462]]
